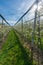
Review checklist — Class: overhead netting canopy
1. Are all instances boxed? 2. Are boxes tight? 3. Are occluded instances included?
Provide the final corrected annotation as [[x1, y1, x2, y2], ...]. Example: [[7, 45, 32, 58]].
[[14, 0, 43, 49]]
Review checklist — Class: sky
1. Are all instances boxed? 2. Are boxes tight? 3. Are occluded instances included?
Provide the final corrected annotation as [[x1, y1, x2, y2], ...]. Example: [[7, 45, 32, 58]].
[[0, 0, 35, 25]]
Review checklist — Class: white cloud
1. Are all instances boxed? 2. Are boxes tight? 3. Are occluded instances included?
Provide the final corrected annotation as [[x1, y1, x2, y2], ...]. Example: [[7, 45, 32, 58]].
[[18, 2, 26, 11], [6, 15, 17, 26]]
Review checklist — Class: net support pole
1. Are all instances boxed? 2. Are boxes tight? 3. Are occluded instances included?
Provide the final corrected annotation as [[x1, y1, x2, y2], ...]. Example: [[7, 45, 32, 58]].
[[2, 19, 3, 28], [21, 18, 23, 34]]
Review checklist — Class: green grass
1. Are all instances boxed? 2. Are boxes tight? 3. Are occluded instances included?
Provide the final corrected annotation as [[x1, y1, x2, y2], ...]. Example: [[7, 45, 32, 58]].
[[0, 29, 32, 65]]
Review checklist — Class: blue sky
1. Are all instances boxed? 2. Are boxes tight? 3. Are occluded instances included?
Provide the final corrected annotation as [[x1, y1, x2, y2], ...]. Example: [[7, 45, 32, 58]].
[[0, 0, 35, 25]]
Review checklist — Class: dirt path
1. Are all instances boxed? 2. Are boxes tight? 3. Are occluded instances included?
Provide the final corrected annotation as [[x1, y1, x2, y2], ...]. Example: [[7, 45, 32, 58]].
[[0, 31, 9, 49], [15, 30, 43, 65]]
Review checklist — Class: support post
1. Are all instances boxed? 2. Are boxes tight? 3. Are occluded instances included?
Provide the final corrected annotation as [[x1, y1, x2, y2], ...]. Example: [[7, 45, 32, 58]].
[[21, 18, 23, 34]]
